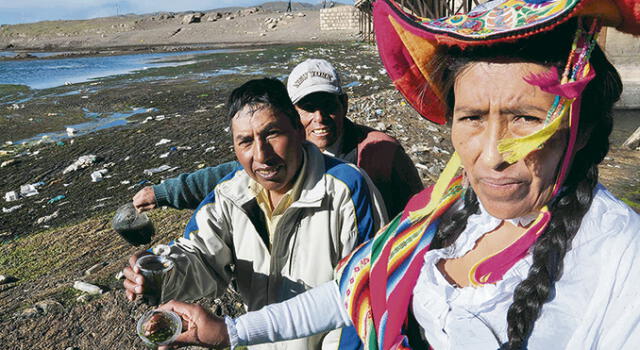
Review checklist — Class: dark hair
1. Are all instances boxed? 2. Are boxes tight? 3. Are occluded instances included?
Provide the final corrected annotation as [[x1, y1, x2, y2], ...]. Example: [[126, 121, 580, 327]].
[[429, 19, 622, 349], [226, 77, 302, 129]]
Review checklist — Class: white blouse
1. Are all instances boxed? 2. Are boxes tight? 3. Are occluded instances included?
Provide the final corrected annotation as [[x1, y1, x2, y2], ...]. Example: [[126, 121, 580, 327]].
[[231, 185, 640, 350]]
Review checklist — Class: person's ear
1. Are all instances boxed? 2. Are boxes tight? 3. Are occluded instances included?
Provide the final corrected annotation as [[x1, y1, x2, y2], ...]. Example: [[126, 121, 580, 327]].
[[340, 93, 348, 111]]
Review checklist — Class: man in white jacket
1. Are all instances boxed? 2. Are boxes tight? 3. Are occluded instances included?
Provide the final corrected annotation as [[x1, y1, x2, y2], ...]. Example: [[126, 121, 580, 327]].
[[123, 78, 386, 350]]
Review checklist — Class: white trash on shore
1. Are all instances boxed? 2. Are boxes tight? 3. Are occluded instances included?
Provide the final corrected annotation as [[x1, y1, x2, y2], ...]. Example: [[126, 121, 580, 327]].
[[63, 155, 97, 174], [36, 210, 59, 224], [20, 184, 39, 197], [2, 204, 22, 213], [143, 165, 171, 176], [155, 139, 171, 146], [4, 191, 18, 202], [73, 281, 103, 295], [90, 169, 109, 182]]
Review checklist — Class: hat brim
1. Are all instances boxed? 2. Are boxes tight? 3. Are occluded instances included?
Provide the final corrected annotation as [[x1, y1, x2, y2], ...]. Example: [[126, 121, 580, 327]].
[[290, 84, 342, 104], [373, 0, 636, 124]]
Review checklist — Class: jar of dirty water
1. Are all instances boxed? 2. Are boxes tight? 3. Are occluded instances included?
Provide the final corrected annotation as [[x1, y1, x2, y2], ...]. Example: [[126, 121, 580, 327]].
[[112, 202, 155, 246]]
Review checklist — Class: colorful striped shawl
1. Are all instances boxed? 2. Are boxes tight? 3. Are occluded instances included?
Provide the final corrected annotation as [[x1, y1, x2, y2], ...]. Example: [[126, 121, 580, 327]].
[[335, 175, 551, 350]]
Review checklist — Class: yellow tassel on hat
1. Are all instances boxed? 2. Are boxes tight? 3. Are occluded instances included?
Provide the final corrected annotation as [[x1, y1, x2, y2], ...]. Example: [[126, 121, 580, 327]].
[[497, 100, 571, 164]]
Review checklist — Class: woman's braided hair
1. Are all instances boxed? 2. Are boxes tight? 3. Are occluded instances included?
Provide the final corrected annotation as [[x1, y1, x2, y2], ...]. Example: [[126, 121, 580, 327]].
[[429, 19, 622, 349]]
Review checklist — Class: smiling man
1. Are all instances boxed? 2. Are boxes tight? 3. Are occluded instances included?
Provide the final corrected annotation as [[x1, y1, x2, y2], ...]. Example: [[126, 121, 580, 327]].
[[133, 59, 423, 219], [124, 78, 387, 350]]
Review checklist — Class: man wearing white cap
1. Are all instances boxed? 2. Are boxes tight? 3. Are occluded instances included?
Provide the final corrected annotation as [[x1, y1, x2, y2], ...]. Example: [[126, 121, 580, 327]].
[[133, 59, 423, 218]]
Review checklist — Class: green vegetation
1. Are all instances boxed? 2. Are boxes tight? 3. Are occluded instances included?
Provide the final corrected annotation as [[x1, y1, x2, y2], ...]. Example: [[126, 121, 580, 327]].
[[0, 226, 69, 282], [622, 187, 640, 210], [0, 84, 30, 99]]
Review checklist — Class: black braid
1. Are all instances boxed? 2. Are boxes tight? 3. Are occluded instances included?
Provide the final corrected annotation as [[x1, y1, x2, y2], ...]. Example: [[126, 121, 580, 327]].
[[505, 164, 598, 349], [504, 42, 621, 349]]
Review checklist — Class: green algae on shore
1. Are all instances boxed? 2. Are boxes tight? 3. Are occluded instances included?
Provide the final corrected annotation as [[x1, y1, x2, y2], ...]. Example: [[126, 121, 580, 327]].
[[0, 84, 30, 100]]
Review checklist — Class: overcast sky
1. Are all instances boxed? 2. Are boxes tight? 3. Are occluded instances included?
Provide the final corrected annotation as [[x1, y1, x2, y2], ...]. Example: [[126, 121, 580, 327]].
[[0, 1, 326, 25]]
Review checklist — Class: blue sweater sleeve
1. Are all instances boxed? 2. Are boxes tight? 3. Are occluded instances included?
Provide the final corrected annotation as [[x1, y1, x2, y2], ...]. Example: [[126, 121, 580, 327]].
[[152, 160, 240, 210]]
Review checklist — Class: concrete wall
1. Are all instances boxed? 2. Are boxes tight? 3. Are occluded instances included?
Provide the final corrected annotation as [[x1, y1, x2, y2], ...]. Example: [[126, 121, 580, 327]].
[[603, 29, 640, 109], [320, 6, 359, 31], [604, 28, 640, 57]]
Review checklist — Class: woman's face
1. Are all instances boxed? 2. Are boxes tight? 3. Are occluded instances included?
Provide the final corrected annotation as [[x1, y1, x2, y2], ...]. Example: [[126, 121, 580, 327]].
[[451, 62, 568, 219]]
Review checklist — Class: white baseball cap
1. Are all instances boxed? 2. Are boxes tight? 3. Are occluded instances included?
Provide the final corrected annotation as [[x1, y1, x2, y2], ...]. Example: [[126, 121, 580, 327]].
[[287, 59, 343, 104]]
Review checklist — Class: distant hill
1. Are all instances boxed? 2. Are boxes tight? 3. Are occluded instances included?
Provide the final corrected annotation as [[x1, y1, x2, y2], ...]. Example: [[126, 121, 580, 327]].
[[203, 1, 351, 14]]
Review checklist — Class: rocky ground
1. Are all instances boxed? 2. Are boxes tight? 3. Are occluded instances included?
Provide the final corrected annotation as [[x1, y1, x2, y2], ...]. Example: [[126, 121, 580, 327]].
[[0, 8, 639, 349]]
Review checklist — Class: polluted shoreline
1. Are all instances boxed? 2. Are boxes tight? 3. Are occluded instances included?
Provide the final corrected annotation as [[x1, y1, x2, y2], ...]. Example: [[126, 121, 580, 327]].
[[0, 41, 452, 241], [1, 41, 639, 241]]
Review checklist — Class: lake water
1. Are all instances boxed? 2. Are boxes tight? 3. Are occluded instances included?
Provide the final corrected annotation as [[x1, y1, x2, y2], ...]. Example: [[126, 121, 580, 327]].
[[0, 49, 234, 89], [15, 107, 157, 144]]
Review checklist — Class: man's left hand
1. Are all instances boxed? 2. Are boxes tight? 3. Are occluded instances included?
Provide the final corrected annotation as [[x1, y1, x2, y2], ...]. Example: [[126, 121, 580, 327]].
[[156, 300, 230, 349]]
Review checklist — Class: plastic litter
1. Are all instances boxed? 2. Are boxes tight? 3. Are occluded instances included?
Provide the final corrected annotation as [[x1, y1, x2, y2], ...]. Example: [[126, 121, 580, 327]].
[[1, 159, 16, 167], [20, 184, 39, 197], [4, 191, 18, 202], [63, 155, 97, 174], [48, 195, 66, 204], [90, 169, 108, 182], [204, 146, 216, 153], [155, 115, 166, 121], [73, 281, 103, 295], [36, 210, 59, 224], [66, 127, 77, 136], [2, 204, 22, 213], [155, 139, 171, 146], [91, 171, 103, 182], [159, 152, 170, 159], [143, 165, 171, 176]]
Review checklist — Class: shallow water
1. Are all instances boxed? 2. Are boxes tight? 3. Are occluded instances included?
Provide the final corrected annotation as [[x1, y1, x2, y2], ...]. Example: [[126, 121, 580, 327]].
[[0, 49, 237, 89], [15, 107, 157, 144], [0, 51, 73, 58]]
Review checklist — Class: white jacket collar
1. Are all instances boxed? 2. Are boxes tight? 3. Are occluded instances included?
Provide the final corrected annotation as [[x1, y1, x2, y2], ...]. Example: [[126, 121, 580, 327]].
[[217, 142, 326, 208]]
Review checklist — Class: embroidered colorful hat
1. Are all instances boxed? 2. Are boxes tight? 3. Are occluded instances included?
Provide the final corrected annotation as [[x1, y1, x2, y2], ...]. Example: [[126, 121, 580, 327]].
[[374, 0, 640, 124]]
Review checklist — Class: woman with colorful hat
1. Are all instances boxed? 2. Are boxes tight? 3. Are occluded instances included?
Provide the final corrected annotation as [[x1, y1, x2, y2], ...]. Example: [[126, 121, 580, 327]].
[[155, 0, 640, 349]]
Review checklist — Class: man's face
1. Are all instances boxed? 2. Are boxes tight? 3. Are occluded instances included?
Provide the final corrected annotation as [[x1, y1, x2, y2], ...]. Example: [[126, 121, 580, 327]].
[[231, 104, 304, 196], [294, 92, 347, 151]]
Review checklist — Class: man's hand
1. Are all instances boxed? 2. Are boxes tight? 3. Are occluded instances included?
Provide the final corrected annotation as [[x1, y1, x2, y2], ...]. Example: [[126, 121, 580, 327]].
[[123, 250, 153, 301], [157, 300, 230, 349], [133, 186, 157, 213]]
